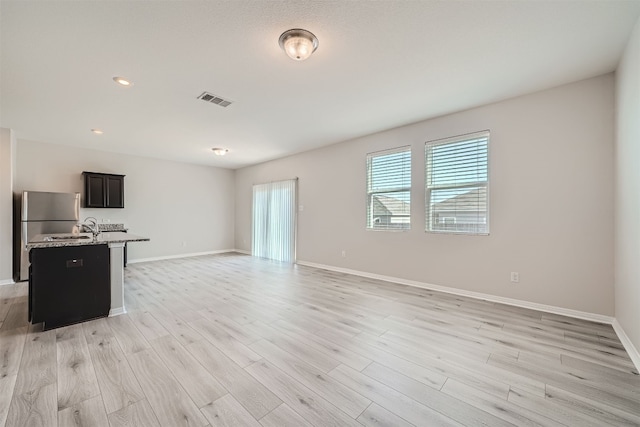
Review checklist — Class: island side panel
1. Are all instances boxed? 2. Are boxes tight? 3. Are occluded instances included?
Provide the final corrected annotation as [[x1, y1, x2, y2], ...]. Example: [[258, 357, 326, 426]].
[[108, 242, 126, 316]]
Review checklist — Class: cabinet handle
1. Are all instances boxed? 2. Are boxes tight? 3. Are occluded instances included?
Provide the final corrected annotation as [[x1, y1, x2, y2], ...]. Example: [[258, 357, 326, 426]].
[[66, 259, 84, 268]]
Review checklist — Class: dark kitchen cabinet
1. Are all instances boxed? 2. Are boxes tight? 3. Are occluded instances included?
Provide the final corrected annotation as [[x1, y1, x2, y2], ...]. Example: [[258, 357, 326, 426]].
[[83, 172, 125, 208], [30, 244, 110, 330]]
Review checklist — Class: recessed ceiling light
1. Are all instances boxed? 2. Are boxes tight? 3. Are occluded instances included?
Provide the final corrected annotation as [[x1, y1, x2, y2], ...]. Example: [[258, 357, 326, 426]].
[[113, 76, 133, 87], [91, 128, 104, 135], [212, 148, 229, 156]]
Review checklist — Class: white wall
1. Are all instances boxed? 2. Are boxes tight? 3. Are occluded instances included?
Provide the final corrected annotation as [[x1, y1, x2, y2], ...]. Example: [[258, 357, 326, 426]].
[[236, 74, 615, 316], [15, 140, 235, 261], [0, 128, 16, 283], [615, 17, 640, 354]]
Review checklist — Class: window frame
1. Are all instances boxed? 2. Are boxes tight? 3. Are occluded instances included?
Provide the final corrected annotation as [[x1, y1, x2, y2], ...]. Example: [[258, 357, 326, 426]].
[[366, 145, 412, 231], [424, 131, 490, 235]]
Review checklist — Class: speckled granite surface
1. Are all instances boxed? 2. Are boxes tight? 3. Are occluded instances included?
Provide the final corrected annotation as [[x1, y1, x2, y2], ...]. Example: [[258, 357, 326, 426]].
[[27, 232, 149, 249]]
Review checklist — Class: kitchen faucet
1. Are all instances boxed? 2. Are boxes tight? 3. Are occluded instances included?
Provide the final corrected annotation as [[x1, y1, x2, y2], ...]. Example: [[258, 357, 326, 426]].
[[81, 217, 100, 238]]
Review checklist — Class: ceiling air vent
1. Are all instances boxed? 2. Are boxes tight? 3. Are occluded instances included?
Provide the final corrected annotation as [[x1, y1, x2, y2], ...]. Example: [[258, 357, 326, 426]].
[[197, 91, 233, 108]]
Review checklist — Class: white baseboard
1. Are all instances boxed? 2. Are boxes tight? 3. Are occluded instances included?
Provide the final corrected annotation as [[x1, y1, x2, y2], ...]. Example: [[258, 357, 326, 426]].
[[0, 279, 15, 286], [612, 319, 640, 372], [109, 307, 127, 317], [295, 260, 615, 325], [233, 249, 251, 255], [128, 249, 236, 264]]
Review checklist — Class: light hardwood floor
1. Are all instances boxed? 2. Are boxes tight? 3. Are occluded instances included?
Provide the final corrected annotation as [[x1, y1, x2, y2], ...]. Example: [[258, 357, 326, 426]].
[[0, 253, 639, 426]]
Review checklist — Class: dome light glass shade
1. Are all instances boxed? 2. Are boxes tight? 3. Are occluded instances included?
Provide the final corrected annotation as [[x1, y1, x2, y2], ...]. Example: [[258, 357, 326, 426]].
[[278, 29, 318, 61], [212, 148, 229, 156], [112, 76, 133, 86]]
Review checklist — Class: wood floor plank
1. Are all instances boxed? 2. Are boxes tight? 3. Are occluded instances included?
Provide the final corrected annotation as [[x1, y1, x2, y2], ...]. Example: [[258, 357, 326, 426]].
[[328, 364, 463, 427], [197, 310, 262, 345], [0, 297, 14, 325], [0, 326, 27, 379], [200, 394, 262, 427], [56, 324, 101, 410], [127, 348, 208, 427], [361, 362, 513, 427], [128, 311, 170, 342], [249, 338, 371, 418], [107, 399, 161, 427], [560, 353, 640, 383], [13, 325, 57, 395], [105, 314, 151, 355], [0, 374, 17, 427], [507, 387, 603, 427], [189, 319, 261, 368], [269, 319, 373, 371], [248, 321, 341, 373], [441, 378, 561, 426], [258, 403, 312, 427], [0, 300, 28, 332], [82, 318, 145, 414], [487, 352, 640, 416], [544, 384, 640, 426], [150, 335, 227, 408], [350, 331, 517, 398], [245, 360, 362, 427], [356, 403, 415, 427], [147, 308, 205, 347], [57, 395, 110, 427], [186, 339, 282, 420], [5, 382, 57, 427]]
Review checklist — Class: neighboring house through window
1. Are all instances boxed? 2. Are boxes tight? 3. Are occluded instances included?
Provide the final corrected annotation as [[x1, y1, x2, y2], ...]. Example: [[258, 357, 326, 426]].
[[366, 146, 411, 230], [425, 131, 489, 234]]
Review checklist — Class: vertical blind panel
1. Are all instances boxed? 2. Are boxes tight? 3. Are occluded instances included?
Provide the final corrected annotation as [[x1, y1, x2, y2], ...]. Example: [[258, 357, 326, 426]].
[[252, 179, 297, 263], [426, 133, 489, 234], [366, 146, 411, 230]]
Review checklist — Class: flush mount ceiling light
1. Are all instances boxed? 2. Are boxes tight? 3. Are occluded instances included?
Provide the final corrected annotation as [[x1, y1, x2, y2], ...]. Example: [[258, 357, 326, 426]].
[[278, 29, 318, 61], [91, 128, 104, 135], [112, 76, 133, 87], [212, 148, 229, 156]]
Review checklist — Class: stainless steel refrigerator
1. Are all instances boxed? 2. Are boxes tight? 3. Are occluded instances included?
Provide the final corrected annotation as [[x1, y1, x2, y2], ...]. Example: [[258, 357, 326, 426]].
[[14, 191, 80, 281]]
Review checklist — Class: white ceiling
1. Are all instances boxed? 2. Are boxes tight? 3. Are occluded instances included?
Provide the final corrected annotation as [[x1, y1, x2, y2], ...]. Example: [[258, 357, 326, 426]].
[[2, 1, 639, 169]]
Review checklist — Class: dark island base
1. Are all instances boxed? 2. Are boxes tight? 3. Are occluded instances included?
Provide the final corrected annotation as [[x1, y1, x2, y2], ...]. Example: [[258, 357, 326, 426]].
[[30, 244, 111, 330]]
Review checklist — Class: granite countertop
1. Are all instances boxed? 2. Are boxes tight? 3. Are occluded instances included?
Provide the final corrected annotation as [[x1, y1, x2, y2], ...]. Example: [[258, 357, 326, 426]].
[[27, 232, 149, 250]]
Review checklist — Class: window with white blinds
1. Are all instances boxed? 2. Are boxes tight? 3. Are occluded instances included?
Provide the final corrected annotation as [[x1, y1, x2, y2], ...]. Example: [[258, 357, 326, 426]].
[[366, 146, 411, 230], [425, 131, 489, 234]]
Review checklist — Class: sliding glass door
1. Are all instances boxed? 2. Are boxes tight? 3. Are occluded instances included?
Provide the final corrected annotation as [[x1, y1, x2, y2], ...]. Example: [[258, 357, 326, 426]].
[[252, 179, 297, 263]]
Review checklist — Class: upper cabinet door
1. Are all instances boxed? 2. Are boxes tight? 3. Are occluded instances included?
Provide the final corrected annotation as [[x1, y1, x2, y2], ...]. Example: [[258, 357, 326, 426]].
[[83, 172, 125, 208], [85, 174, 106, 208], [105, 175, 124, 208]]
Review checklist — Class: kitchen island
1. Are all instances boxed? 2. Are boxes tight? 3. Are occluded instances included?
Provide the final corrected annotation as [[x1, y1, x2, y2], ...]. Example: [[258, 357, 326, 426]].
[[27, 232, 149, 328]]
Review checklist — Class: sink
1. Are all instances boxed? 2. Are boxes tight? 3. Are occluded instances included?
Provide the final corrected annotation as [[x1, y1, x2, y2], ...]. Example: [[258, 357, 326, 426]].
[[43, 235, 92, 241]]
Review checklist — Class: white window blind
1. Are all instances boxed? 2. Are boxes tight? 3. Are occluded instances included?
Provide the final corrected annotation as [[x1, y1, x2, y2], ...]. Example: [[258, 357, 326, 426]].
[[366, 146, 411, 230], [252, 179, 297, 263], [425, 131, 489, 234]]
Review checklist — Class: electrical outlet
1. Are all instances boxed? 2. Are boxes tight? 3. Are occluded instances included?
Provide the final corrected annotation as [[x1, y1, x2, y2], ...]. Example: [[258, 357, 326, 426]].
[[299, 205, 304, 212], [341, 250, 346, 258], [182, 241, 187, 247], [510, 272, 520, 283]]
